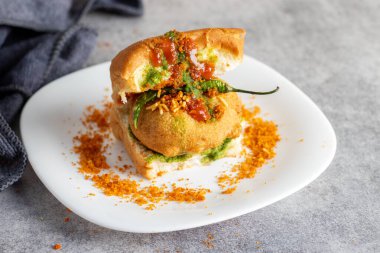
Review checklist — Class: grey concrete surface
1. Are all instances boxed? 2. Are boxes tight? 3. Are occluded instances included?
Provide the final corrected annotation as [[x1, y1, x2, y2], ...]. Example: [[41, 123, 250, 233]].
[[1, 0, 379, 252]]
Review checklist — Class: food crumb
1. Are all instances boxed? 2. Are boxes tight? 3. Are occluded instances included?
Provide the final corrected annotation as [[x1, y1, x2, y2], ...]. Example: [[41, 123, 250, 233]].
[[256, 240, 262, 249], [70, 99, 280, 210], [298, 138, 304, 142], [52, 244, 61, 250], [202, 233, 215, 249], [221, 187, 237, 194], [217, 106, 280, 193]]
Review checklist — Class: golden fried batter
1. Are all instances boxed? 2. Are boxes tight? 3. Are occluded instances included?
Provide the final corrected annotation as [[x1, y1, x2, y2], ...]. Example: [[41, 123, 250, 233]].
[[127, 93, 242, 157]]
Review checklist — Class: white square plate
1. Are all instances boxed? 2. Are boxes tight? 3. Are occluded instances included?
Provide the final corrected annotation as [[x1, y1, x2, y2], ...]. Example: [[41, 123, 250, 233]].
[[20, 55, 336, 233]]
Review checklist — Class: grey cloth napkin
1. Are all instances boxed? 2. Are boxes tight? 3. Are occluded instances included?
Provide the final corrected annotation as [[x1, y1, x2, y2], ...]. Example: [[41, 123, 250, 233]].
[[0, 0, 143, 191]]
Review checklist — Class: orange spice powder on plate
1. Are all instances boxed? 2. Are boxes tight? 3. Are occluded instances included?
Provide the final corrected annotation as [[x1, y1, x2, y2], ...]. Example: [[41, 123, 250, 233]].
[[217, 106, 280, 194], [72, 99, 211, 210], [71, 98, 280, 209]]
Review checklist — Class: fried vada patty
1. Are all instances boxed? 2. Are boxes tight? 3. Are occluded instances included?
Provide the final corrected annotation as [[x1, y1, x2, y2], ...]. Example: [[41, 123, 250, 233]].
[[127, 92, 243, 157]]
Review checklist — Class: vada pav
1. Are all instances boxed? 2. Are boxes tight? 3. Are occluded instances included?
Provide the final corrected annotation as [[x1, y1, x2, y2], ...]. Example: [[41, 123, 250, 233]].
[[109, 28, 278, 179]]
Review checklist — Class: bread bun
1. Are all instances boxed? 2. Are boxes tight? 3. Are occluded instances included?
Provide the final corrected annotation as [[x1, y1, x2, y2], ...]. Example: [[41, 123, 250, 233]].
[[110, 28, 245, 102], [109, 28, 246, 179]]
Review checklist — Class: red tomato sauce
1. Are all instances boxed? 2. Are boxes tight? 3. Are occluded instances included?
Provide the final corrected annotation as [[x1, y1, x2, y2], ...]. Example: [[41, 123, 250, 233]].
[[186, 98, 211, 122], [150, 34, 215, 81], [148, 32, 218, 122]]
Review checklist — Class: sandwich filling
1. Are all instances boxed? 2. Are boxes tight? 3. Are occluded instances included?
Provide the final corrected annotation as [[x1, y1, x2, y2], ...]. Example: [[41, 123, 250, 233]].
[[120, 30, 278, 129], [127, 125, 240, 165], [126, 30, 235, 128], [142, 30, 218, 89]]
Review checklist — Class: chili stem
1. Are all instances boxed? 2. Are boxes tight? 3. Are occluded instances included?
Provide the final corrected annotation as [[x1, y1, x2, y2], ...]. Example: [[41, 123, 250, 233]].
[[231, 86, 279, 95]]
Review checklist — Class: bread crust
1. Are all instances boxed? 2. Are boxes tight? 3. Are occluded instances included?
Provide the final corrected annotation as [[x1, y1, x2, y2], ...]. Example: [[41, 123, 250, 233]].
[[110, 105, 154, 178], [110, 28, 246, 97]]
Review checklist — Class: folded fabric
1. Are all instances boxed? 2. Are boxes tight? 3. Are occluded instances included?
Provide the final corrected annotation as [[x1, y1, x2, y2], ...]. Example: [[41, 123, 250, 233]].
[[0, 0, 143, 191]]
